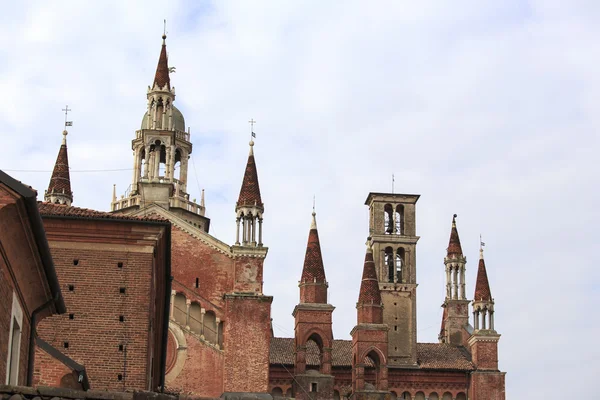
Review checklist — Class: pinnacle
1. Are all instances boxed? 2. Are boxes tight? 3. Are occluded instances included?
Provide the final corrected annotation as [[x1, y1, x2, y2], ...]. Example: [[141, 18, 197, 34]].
[[447, 214, 463, 257], [153, 34, 170, 90], [300, 212, 326, 284], [237, 142, 263, 208], [358, 248, 381, 305], [474, 256, 493, 302]]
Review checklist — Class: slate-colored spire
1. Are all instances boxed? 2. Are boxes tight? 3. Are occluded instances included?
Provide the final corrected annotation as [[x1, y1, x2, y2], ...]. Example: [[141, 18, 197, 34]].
[[153, 34, 170, 90], [474, 248, 493, 302], [447, 213, 463, 257], [237, 140, 263, 208], [45, 130, 73, 206], [358, 247, 381, 305]]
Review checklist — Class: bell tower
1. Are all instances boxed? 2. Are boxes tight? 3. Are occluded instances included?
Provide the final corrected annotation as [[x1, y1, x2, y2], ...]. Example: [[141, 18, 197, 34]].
[[110, 33, 208, 230], [365, 192, 419, 367]]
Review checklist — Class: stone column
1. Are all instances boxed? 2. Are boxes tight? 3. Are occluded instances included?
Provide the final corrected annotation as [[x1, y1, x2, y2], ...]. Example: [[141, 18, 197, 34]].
[[258, 218, 263, 246], [165, 145, 171, 180], [170, 290, 176, 320], [235, 217, 241, 245], [446, 265, 451, 299], [200, 308, 206, 338], [143, 145, 151, 179], [459, 266, 466, 300], [490, 310, 494, 330], [185, 299, 191, 330], [180, 152, 189, 192], [215, 317, 221, 348], [393, 206, 397, 234], [170, 145, 177, 181], [154, 148, 161, 180], [251, 216, 256, 245], [473, 311, 478, 330], [481, 309, 487, 330]]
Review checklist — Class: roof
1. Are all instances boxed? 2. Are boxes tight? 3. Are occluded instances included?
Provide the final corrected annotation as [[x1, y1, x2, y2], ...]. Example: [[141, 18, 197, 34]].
[[447, 214, 463, 257], [154, 35, 170, 90], [38, 202, 168, 223], [237, 142, 263, 208], [474, 256, 493, 301], [46, 133, 72, 201], [300, 213, 326, 283], [269, 337, 474, 371], [0, 170, 65, 314], [358, 249, 381, 304]]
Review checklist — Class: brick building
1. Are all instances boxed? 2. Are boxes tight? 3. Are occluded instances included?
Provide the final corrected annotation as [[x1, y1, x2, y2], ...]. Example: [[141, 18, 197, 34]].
[[28, 33, 505, 399], [0, 171, 65, 386]]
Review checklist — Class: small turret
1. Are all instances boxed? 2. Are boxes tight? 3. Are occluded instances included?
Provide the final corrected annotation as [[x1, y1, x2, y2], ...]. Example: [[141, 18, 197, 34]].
[[235, 139, 264, 247], [299, 210, 328, 304]]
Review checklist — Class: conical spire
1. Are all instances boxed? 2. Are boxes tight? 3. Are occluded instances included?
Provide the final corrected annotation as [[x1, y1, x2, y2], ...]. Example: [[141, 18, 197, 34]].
[[45, 130, 73, 206], [237, 140, 263, 208], [447, 214, 463, 257], [153, 34, 170, 90], [358, 247, 381, 305], [474, 246, 492, 302], [301, 211, 326, 283]]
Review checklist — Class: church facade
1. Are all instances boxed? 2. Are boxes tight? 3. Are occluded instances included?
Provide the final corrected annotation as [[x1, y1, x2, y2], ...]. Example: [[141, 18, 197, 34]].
[[34, 34, 506, 399]]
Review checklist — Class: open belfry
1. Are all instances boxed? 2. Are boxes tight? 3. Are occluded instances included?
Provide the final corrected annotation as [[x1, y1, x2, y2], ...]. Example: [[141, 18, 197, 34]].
[[21, 33, 505, 399]]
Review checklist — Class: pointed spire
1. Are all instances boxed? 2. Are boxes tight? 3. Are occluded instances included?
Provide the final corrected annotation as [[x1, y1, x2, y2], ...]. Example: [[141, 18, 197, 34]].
[[237, 140, 263, 208], [447, 214, 463, 257], [358, 246, 381, 305], [474, 244, 493, 302], [301, 211, 326, 283], [45, 130, 73, 206], [153, 33, 170, 90]]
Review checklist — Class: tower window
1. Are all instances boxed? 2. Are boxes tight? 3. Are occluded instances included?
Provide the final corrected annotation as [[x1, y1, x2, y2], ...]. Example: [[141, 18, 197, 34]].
[[119, 287, 126, 294], [117, 374, 123, 381], [69, 313, 74, 320], [311, 382, 318, 392], [73, 259, 79, 266], [68, 285, 74, 291], [118, 344, 124, 351], [119, 315, 124, 322], [195, 278, 199, 288], [64, 342, 69, 349], [117, 262, 123, 268], [384, 204, 393, 234], [395, 204, 405, 235], [385, 247, 394, 283]]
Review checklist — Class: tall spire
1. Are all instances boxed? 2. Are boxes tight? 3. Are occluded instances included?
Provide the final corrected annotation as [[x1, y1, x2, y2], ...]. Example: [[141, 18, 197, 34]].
[[237, 140, 263, 208], [300, 210, 326, 284], [474, 244, 492, 302], [447, 213, 463, 257], [45, 130, 73, 206], [357, 246, 382, 307], [153, 33, 170, 90]]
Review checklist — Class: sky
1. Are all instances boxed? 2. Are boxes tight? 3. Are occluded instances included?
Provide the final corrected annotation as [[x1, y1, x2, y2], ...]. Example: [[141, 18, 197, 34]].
[[1, 1, 599, 398]]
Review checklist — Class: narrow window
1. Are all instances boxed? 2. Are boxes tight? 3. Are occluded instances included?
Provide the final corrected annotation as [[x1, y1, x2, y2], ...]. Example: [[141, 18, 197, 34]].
[[68, 284, 74, 291], [117, 262, 123, 268], [63, 342, 69, 349], [73, 259, 79, 266], [384, 204, 393, 234], [311, 382, 318, 392], [117, 374, 123, 381], [69, 314, 74, 320], [119, 315, 124, 322], [119, 287, 126, 294], [7, 293, 23, 385], [195, 278, 199, 288], [395, 204, 405, 235], [385, 247, 394, 283], [118, 344, 124, 351]]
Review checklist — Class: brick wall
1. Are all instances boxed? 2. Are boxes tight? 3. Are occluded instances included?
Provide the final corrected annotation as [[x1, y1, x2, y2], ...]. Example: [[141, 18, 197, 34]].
[[470, 371, 505, 400], [33, 346, 73, 387], [165, 331, 224, 397], [35, 246, 154, 390], [471, 339, 499, 370], [223, 295, 272, 393]]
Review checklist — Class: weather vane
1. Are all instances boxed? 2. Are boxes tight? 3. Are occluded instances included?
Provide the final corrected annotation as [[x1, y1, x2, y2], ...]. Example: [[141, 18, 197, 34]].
[[480, 234, 486, 250], [249, 119, 256, 140], [62, 105, 73, 129]]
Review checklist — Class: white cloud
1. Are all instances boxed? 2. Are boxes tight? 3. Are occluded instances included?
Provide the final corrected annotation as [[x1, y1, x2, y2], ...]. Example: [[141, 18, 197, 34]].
[[1, 1, 599, 397]]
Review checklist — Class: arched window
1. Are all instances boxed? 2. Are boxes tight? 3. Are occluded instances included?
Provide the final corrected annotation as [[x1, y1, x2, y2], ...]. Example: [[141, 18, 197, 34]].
[[173, 293, 186, 326], [429, 393, 439, 400], [401, 392, 411, 400], [174, 149, 182, 182], [396, 248, 405, 283], [395, 204, 405, 235], [306, 333, 324, 372], [204, 310, 217, 343], [456, 393, 467, 400], [385, 247, 394, 283], [414, 392, 426, 400], [285, 388, 293, 398], [189, 302, 202, 334], [442, 393, 453, 400], [384, 204, 393, 234], [389, 391, 397, 400], [271, 387, 283, 397]]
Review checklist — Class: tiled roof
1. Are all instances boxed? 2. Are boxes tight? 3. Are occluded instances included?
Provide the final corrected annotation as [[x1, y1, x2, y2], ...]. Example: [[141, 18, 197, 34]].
[[474, 257, 492, 301], [154, 35, 171, 90], [237, 147, 263, 207], [358, 250, 381, 304], [447, 215, 463, 257], [301, 227, 326, 283], [269, 337, 474, 371], [47, 141, 72, 200], [38, 202, 167, 222]]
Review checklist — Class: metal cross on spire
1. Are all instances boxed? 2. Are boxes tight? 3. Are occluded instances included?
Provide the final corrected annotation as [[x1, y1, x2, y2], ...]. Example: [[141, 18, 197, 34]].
[[480, 234, 486, 251], [62, 105, 72, 129], [248, 119, 256, 139]]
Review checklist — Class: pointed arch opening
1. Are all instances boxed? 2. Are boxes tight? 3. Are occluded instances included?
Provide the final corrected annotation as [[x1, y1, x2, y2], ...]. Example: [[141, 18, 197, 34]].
[[442, 392, 452, 400], [396, 247, 406, 283], [401, 392, 411, 400], [428, 393, 439, 400], [363, 350, 382, 390], [305, 333, 324, 373]]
